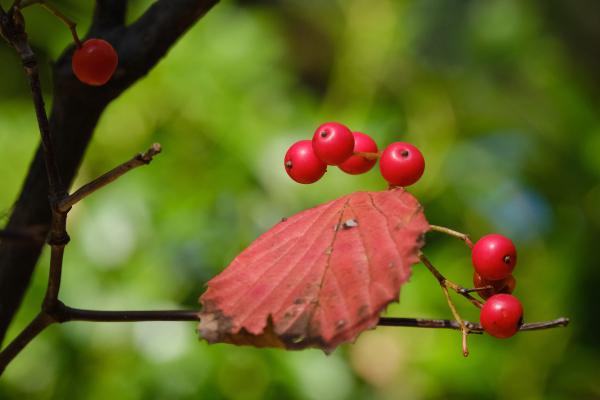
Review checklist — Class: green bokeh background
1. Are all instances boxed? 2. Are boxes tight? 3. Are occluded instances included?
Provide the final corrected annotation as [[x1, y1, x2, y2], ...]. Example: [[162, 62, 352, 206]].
[[1, 0, 599, 399]]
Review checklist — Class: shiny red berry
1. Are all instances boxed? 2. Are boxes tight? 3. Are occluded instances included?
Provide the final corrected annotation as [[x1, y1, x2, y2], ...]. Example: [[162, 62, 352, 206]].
[[284, 140, 327, 184], [473, 272, 516, 300], [379, 142, 425, 186], [311, 122, 355, 165], [472, 234, 517, 281], [338, 132, 378, 175], [480, 294, 523, 338], [72, 39, 118, 86]]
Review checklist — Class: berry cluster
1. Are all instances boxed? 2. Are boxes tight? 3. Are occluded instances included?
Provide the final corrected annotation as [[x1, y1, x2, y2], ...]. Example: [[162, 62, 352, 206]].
[[72, 39, 118, 86], [471, 234, 523, 338], [284, 122, 425, 186]]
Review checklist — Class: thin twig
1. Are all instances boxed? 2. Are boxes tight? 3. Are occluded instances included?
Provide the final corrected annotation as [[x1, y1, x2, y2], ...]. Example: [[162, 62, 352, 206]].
[[57, 143, 162, 212], [462, 285, 494, 294], [0, 303, 569, 376], [377, 317, 570, 332], [37, 0, 82, 47], [16, 39, 64, 198], [429, 224, 474, 248], [0, 313, 54, 375], [60, 306, 199, 322], [43, 243, 66, 307]]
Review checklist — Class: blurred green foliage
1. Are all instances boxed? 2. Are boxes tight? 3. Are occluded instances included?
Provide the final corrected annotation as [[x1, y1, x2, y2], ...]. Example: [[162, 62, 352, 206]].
[[1, 0, 599, 399]]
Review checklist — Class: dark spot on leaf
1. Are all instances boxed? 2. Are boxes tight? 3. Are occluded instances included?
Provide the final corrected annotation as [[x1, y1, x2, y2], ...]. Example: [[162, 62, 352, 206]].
[[357, 304, 369, 318]]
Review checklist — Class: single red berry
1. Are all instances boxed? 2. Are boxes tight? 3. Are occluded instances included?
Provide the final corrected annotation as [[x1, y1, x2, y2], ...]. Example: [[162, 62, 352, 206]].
[[472, 234, 517, 281], [72, 39, 118, 86], [480, 294, 523, 338], [338, 132, 378, 175], [311, 122, 355, 165], [284, 140, 327, 184], [473, 272, 517, 300], [379, 142, 425, 186]]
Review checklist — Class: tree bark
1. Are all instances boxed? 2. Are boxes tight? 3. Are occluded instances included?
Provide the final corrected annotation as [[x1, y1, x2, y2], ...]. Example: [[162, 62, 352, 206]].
[[0, 0, 218, 344]]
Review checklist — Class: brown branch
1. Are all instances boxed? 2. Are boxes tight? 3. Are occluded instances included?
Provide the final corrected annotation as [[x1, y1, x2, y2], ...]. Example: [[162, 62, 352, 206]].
[[57, 143, 162, 212], [0, 303, 569, 376], [0, 305, 197, 375], [0, 228, 45, 243], [7, 25, 64, 200], [59, 306, 199, 323], [377, 317, 570, 332], [0, 313, 54, 376], [0, 0, 219, 344]]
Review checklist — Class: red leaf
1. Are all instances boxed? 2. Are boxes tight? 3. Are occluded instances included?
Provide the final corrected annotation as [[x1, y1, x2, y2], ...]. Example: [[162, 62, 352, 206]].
[[198, 188, 429, 352]]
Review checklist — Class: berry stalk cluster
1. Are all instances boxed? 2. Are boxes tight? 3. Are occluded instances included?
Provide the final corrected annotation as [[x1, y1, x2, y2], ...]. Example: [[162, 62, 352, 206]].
[[284, 122, 425, 186]]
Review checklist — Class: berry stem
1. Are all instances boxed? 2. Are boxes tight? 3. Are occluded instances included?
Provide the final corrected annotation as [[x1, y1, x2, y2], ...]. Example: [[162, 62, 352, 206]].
[[443, 284, 470, 357], [461, 285, 494, 294], [429, 224, 474, 248], [22, 0, 82, 48], [420, 254, 483, 309], [420, 253, 475, 356], [353, 151, 381, 160]]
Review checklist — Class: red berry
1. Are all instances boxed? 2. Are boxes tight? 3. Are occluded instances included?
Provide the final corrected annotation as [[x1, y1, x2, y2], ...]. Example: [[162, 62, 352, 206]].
[[379, 142, 425, 186], [284, 140, 327, 184], [473, 272, 516, 300], [472, 234, 517, 281], [312, 122, 355, 165], [338, 132, 378, 175], [72, 39, 118, 86], [480, 294, 523, 338]]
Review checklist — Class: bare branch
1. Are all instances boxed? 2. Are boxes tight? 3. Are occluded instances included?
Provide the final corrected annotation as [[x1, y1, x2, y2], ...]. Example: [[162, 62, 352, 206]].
[[0, 0, 219, 343], [0, 313, 54, 375], [0, 228, 45, 243], [60, 306, 199, 323], [57, 143, 162, 212], [377, 317, 570, 332]]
